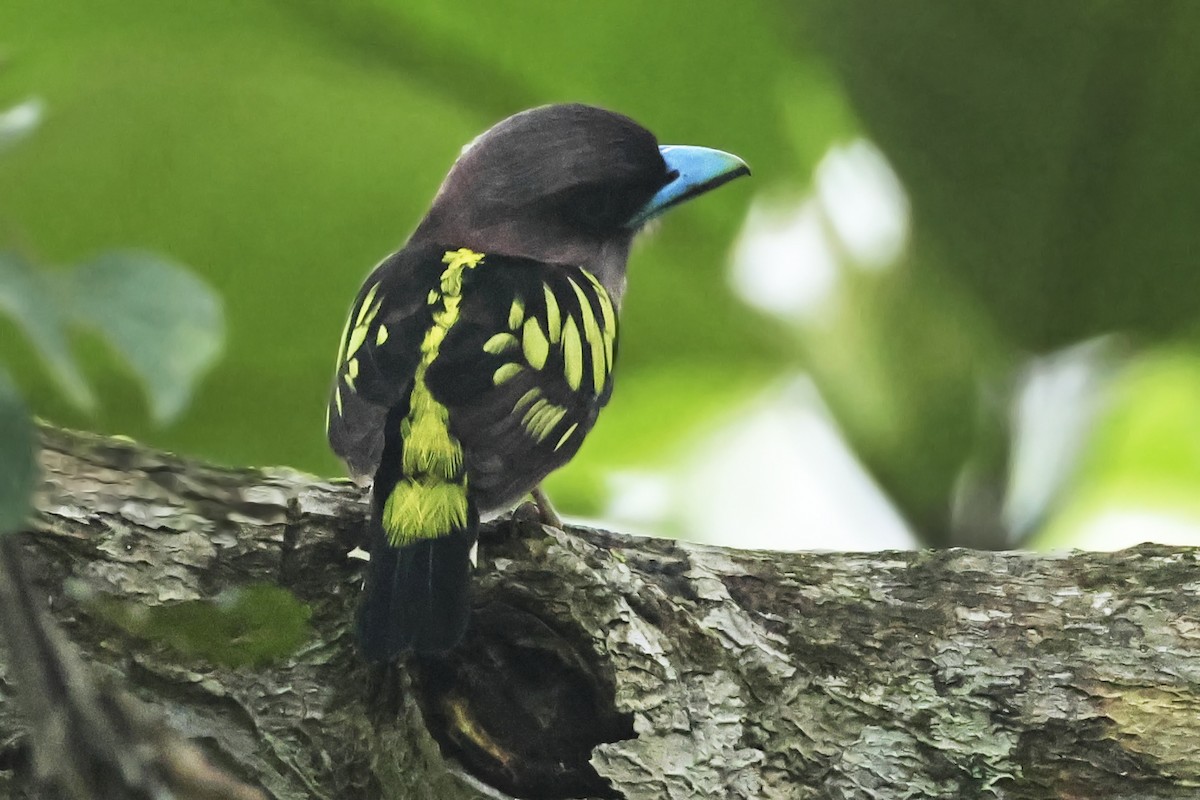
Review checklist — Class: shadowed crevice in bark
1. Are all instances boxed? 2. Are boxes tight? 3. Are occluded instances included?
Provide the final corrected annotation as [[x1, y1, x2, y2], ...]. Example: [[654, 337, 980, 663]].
[[414, 601, 633, 799]]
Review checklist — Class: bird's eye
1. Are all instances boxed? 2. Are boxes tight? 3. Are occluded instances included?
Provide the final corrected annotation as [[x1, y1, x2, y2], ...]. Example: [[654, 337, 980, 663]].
[[575, 192, 618, 225], [561, 184, 644, 232]]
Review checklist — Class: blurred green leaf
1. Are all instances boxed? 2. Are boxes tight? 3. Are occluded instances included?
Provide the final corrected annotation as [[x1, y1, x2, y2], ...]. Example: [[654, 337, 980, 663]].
[[99, 583, 312, 667], [1078, 351, 1200, 488], [54, 251, 224, 424], [808, 1, 1200, 350], [0, 370, 35, 535], [0, 251, 92, 408], [1032, 349, 1200, 549], [799, 263, 1009, 542]]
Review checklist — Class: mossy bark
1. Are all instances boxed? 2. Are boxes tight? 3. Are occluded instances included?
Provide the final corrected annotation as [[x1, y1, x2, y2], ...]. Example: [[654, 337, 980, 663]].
[[2, 427, 1199, 799]]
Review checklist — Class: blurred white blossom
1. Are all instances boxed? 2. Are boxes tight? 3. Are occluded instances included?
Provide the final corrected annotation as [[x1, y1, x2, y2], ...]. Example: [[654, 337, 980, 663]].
[[0, 97, 44, 152]]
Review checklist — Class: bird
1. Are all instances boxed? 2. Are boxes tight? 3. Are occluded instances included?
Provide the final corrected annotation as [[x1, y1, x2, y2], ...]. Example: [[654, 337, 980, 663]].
[[326, 103, 748, 660]]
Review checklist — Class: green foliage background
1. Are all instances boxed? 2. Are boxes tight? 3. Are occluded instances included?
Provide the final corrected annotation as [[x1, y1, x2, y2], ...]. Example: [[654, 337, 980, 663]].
[[5, 1, 1200, 548]]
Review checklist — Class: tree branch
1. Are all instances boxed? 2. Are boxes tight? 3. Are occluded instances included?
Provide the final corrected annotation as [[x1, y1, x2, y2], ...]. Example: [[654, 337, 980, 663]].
[[1, 426, 1198, 799]]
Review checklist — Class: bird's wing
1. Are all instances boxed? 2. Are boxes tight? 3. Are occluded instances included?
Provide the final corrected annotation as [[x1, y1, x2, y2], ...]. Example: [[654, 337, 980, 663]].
[[326, 247, 440, 481], [425, 252, 619, 504]]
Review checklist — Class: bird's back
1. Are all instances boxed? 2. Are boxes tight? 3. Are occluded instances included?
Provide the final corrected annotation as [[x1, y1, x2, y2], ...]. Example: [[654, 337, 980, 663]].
[[327, 244, 619, 513]]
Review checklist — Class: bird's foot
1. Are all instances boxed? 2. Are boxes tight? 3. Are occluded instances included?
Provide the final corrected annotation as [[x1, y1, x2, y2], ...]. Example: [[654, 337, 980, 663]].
[[498, 487, 561, 543], [530, 485, 563, 529]]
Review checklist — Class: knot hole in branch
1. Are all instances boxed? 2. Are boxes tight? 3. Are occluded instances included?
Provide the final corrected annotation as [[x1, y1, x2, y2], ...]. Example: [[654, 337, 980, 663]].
[[413, 600, 633, 799]]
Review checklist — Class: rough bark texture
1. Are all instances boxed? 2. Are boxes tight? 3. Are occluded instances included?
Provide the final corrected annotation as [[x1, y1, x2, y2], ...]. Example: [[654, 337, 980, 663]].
[[2, 427, 1199, 799]]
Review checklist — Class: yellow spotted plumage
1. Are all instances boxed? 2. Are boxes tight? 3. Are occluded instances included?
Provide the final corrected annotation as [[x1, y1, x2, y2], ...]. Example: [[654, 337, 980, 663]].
[[493, 362, 522, 385], [561, 316, 584, 391], [543, 284, 562, 342], [329, 247, 621, 503], [582, 269, 617, 376], [567, 277, 607, 394], [466, 266, 620, 449], [483, 332, 517, 354], [327, 247, 625, 591], [522, 317, 550, 369], [381, 248, 483, 545], [555, 422, 579, 451]]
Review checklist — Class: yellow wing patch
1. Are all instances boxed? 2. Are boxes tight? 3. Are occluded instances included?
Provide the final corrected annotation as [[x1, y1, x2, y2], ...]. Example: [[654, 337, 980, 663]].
[[561, 316, 583, 391], [555, 422, 579, 451], [522, 317, 550, 370], [567, 277, 607, 394], [522, 399, 568, 443], [493, 363, 522, 385], [331, 279, 391, 426], [483, 268, 619, 448], [543, 284, 562, 343], [508, 297, 525, 330], [582, 270, 616, 333], [580, 271, 617, 392], [345, 283, 382, 363], [330, 252, 420, 432], [483, 332, 518, 354], [515, 388, 543, 413]]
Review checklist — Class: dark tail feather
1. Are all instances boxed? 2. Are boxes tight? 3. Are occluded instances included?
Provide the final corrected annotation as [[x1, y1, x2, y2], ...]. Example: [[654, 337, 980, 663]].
[[356, 507, 478, 661]]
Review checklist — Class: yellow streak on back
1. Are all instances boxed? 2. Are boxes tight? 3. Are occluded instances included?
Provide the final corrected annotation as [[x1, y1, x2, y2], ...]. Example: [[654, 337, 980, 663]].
[[383, 478, 470, 545], [383, 248, 484, 545]]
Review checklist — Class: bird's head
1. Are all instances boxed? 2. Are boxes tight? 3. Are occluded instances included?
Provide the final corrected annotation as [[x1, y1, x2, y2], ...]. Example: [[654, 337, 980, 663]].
[[413, 103, 748, 299]]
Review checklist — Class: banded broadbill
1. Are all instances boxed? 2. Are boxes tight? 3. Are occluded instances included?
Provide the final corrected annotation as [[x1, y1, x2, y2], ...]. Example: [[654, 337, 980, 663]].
[[327, 103, 748, 659]]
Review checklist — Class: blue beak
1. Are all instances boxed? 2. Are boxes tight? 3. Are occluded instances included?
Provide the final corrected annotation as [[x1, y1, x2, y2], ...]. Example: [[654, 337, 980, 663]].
[[628, 145, 750, 227]]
